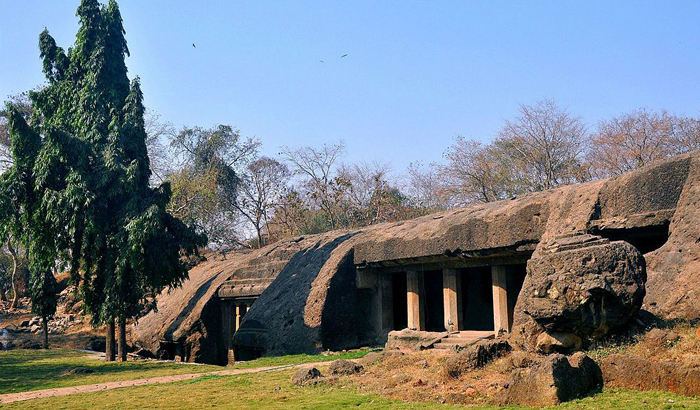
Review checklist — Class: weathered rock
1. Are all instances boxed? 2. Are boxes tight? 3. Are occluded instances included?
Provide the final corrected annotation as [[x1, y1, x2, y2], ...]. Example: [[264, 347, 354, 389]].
[[599, 354, 700, 397], [644, 328, 680, 348], [444, 339, 511, 378], [132, 153, 700, 365], [535, 331, 582, 354], [327, 359, 362, 375], [386, 329, 445, 351], [291, 367, 322, 386], [85, 336, 106, 352], [500, 350, 535, 372], [498, 353, 603, 407], [19, 319, 30, 328], [357, 352, 384, 367], [134, 347, 156, 359], [512, 236, 646, 351]]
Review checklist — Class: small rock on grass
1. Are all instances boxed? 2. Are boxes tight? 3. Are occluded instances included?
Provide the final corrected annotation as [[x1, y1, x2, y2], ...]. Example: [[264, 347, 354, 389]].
[[415, 359, 429, 368], [328, 359, 363, 375], [291, 367, 322, 386]]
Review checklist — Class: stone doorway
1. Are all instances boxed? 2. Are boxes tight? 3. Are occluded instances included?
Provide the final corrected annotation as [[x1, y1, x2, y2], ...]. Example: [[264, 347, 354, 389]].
[[460, 267, 494, 332], [423, 270, 445, 332]]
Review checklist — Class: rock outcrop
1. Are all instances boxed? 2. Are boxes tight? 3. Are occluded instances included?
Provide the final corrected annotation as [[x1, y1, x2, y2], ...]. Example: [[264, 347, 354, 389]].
[[444, 339, 511, 378], [132, 152, 700, 364], [511, 235, 646, 351], [498, 353, 603, 407], [599, 354, 700, 397]]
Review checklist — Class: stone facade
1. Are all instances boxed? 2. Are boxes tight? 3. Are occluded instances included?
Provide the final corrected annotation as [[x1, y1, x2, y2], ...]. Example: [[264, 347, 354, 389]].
[[133, 152, 700, 364]]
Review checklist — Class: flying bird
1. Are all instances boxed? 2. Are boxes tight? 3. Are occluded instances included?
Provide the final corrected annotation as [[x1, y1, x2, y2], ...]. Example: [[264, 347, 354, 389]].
[[320, 60, 325, 63], [192, 43, 196, 48], [341, 54, 348, 58]]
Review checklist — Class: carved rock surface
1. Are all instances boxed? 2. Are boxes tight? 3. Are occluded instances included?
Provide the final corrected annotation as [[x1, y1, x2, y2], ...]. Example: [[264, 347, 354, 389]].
[[512, 236, 646, 350]]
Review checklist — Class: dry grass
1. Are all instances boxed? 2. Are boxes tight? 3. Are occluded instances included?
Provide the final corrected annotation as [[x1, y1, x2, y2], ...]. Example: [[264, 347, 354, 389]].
[[349, 349, 512, 405], [587, 321, 700, 366]]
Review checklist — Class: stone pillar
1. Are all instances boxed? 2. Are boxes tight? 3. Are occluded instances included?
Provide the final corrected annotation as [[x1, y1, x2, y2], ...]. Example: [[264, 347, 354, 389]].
[[235, 303, 243, 331], [443, 268, 460, 332], [406, 270, 425, 330], [492, 265, 509, 336]]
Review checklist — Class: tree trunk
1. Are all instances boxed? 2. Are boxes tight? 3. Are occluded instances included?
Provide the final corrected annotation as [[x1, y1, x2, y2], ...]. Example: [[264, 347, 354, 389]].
[[0, 287, 5, 302], [42, 315, 49, 349], [105, 319, 116, 361], [7, 240, 19, 310], [256, 227, 264, 249], [117, 318, 127, 362]]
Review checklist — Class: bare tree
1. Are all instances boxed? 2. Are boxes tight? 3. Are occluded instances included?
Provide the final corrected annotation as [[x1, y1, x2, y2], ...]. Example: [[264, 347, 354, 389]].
[[667, 114, 700, 156], [144, 110, 176, 185], [336, 161, 390, 223], [588, 109, 675, 177], [236, 157, 290, 248], [440, 138, 517, 204], [495, 99, 589, 191], [280, 143, 345, 229]]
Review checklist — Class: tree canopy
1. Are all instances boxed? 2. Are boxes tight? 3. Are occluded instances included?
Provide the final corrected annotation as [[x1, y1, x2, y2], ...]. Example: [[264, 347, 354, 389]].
[[0, 0, 205, 342]]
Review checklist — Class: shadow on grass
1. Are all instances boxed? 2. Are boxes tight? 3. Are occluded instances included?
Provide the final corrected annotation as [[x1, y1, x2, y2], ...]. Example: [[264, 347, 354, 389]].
[[0, 349, 218, 394]]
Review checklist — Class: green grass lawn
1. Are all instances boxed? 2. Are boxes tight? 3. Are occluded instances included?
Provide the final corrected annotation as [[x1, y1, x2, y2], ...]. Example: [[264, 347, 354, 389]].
[[2, 349, 699, 409], [229, 350, 371, 369], [2, 367, 699, 410], [0, 349, 222, 394], [0, 348, 370, 395]]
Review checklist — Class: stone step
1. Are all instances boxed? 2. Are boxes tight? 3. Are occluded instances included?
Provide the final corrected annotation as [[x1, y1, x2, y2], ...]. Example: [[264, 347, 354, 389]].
[[430, 331, 495, 350]]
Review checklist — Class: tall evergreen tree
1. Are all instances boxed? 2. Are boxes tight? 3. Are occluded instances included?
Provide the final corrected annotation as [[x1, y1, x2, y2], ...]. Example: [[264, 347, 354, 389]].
[[1, 0, 205, 358]]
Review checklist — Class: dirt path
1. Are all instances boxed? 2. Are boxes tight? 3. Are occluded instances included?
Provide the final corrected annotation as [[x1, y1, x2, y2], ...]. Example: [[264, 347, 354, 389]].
[[0, 361, 328, 404]]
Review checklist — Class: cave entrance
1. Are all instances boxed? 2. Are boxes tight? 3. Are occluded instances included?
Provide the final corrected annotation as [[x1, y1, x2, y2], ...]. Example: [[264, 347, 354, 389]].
[[423, 270, 445, 332], [458, 263, 527, 334], [361, 255, 532, 339], [591, 222, 670, 254], [460, 267, 494, 331]]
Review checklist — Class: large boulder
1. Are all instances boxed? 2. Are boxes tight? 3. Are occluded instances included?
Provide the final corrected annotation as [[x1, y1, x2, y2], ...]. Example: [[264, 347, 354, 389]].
[[498, 353, 603, 407], [512, 235, 646, 350]]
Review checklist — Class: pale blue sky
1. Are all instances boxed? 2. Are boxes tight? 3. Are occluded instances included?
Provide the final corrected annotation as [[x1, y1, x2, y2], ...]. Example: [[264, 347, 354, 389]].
[[1, 1, 700, 171]]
